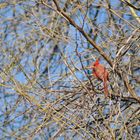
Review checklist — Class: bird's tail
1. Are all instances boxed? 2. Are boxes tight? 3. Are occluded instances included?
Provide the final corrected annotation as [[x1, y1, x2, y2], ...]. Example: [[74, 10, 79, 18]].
[[103, 78, 108, 97]]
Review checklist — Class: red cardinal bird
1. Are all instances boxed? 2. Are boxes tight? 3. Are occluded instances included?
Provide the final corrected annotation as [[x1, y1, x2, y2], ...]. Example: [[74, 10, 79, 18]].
[[88, 58, 109, 97]]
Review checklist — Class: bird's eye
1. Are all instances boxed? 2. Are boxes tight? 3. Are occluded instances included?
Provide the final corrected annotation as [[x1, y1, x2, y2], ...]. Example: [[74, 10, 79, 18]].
[[93, 68, 96, 72]]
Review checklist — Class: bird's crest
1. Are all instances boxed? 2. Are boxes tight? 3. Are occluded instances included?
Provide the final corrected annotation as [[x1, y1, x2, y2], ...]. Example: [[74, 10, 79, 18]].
[[94, 58, 100, 66]]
